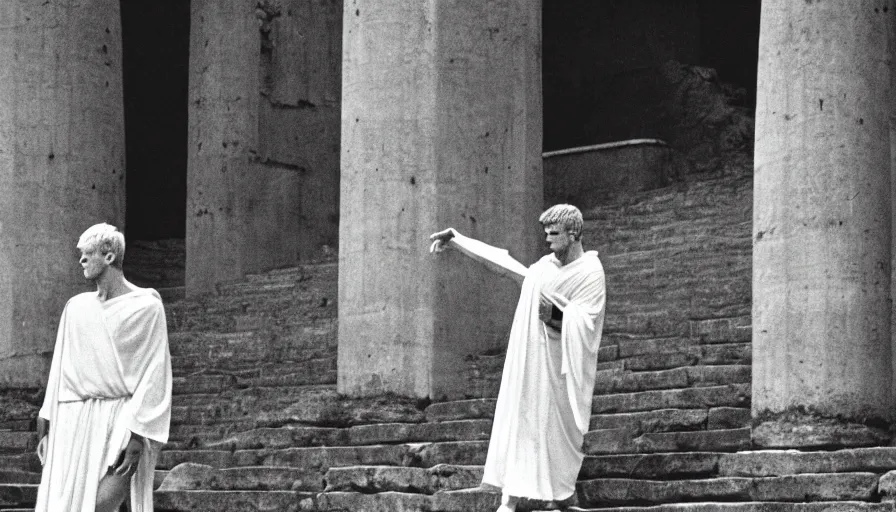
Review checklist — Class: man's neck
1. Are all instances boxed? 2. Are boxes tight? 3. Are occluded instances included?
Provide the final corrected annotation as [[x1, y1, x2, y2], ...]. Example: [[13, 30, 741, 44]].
[[94, 268, 131, 302], [556, 242, 585, 266]]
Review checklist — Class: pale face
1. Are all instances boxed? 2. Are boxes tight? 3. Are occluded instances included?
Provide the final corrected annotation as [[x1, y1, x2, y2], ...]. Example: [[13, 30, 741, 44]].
[[79, 247, 110, 281], [544, 223, 574, 257]]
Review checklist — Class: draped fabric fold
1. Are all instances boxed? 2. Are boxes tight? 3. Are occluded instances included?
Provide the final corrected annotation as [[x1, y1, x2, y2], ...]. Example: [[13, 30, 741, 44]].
[[36, 288, 172, 512], [546, 261, 606, 435]]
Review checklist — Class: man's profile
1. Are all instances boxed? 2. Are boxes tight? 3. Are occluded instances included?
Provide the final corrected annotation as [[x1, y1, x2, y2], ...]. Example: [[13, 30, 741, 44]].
[[34, 223, 172, 512], [430, 204, 606, 511]]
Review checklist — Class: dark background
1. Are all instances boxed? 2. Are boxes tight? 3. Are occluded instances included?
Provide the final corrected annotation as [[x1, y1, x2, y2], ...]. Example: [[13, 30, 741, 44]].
[[120, 0, 760, 240]]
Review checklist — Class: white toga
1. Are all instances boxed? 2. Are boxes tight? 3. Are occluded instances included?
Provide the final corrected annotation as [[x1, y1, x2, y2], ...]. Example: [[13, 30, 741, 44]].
[[36, 288, 172, 512], [450, 233, 606, 500]]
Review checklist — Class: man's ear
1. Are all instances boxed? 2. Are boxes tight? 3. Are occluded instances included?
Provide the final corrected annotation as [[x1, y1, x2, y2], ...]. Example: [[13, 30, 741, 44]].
[[104, 252, 116, 266]]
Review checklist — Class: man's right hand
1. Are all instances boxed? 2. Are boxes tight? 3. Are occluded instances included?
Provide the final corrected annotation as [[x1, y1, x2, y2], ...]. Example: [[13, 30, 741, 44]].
[[429, 228, 456, 253]]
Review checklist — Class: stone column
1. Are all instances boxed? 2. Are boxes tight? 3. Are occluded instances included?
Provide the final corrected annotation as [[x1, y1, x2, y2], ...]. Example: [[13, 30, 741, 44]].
[[753, 0, 893, 447], [186, 0, 342, 296], [338, 0, 543, 399], [0, 0, 126, 387]]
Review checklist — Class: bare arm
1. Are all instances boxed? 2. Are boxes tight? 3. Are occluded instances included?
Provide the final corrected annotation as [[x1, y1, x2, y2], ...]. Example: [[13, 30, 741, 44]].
[[429, 228, 528, 285]]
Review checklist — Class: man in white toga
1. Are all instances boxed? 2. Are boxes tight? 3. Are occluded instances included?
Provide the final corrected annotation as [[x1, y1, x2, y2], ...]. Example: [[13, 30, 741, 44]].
[[35, 223, 172, 512], [430, 204, 606, 512]]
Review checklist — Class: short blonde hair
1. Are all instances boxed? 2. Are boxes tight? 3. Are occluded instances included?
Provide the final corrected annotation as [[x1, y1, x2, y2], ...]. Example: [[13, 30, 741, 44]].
[[539, 204, 583, 240], [77, 223, 125, 269]]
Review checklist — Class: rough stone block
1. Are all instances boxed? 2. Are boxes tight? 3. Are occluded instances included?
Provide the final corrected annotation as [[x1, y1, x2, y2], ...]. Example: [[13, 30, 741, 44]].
[[718, 448, 896, 478], [589, 408, 708, 435], [425, 400, 496, 422], [323, 464, 482, 494], [880, 470, 896, 501], [158, 463, 322, 492], [580, 452, 723, 480], [577, 472, 878, 507], [708, 407, 751, 430], [593, 384, 751, 414], [153, 489, 314, 512], [0, 484, 37, 507]]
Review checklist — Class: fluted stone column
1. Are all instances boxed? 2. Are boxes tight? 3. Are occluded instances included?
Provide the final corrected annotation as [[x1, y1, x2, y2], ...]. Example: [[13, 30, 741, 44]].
[[0, 0, 125, 387], [753, 0, 893, 447], [338, 1, 543, 399], [187, 0, 342, 295]]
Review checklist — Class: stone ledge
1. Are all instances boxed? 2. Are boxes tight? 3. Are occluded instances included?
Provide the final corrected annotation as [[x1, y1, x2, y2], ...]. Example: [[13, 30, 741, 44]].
[[577, 472, 879, 507], [323, 464, 483, 494], [0, 484, 37, 507], [568, 502, 893, 512], [593, 384, 751, 414], [158, 463, 323, 491], [584, 427, 750, 455], [153, 489, 315, 512]]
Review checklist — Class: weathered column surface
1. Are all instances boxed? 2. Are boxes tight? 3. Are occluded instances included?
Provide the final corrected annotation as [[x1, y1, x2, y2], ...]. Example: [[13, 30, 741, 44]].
[[0, 1, 125, 387], [753, 0, 893, 447], [186, 0, 341, 295], [339, 0, 543, 399]]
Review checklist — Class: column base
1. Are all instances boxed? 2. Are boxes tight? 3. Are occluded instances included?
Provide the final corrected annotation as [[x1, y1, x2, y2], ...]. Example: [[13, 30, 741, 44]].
[[752, 409, 890, 449]]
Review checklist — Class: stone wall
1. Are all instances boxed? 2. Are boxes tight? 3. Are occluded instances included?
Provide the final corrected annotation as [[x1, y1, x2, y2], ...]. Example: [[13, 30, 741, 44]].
[[543, 0, 760, 156]]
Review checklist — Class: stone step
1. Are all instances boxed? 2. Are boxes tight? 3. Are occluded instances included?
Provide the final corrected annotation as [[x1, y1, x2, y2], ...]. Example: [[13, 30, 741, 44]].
[[153, 489, 315, 512], [170, 357, 336, 388], [158, 286, 186, 303], [463, 348, 747, 401], [0, 420, 32, 432], [316, 489, 501, 512], [425, 399, 497, 423], [166, 409, 745, 454], [316, 487, 575, 512], [323, 464, 484, 494], [590, 407, 750, 433], [581, 447, 896, 481], [169, 328, 335, 357], [158, 441, 489, 472], [583, 427, 751, 455], [215, 281, 298, 297], [168, 387, 427, 440], [158, 463, 324, 492], [0, 484, 37, 508], [171, 353, 336, 376], [576, 473, 879, 508], [169, 384, 424, 432], [0, 432, 37, 452], [169, 296, 336, 333], [581, 452, 726, 480], [243, 263, 337, 285], [593, 365, 751, 395], [593, 384, 750, 414], [573, 502, 893, 512], [0, 470, 40, 484], [172, 374, 240, 396], [0, 453, 40, 474], [179, 419, 492, 451], [427, 388, 751, 424], [599, 342, 751, 372]]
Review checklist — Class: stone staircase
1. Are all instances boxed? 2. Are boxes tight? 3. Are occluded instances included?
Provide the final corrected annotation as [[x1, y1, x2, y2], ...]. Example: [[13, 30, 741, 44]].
[[5, 173, 896, 511]]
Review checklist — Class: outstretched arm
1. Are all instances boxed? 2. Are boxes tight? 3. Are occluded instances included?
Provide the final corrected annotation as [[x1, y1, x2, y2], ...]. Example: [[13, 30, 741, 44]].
[[429, 228, 528, 285]]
